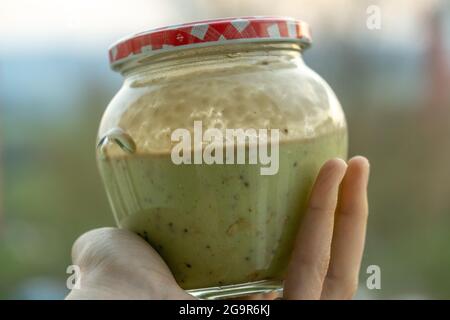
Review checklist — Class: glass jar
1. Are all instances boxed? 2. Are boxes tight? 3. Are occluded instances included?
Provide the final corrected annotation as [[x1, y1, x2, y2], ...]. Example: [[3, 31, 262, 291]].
[[96, 17, 347, 299]]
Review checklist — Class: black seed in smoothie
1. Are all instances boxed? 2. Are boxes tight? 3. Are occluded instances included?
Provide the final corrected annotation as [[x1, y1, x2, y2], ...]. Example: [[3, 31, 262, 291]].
[[261, 60, 269, 65], [248, 208, 252, 212], [239, 175, 244, 180], [245, 256, 250, 261], [185, 263, 192, 268], [283, 128, 289, 134], [218, 281, 224, 286], [293, 161, 298, 167], [206, 245, 211, 249], [244, 181, 249, 187], [183, 228, 188, 233]]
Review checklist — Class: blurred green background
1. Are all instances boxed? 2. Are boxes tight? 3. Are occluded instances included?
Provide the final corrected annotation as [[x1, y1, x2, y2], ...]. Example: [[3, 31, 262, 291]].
[[1, 0, 450, 299]]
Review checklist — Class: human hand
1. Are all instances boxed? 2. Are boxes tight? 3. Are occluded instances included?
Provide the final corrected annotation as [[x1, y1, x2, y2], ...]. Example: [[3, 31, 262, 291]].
[[66, 156, 369, 300]]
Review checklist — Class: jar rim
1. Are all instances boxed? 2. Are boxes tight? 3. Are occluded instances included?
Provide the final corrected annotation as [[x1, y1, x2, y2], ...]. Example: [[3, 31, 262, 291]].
[[108, 16, 312, 72]]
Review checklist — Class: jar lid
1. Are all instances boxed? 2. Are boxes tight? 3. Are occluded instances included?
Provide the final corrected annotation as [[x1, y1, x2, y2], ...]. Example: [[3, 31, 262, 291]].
[[109, 16, 312, 70]]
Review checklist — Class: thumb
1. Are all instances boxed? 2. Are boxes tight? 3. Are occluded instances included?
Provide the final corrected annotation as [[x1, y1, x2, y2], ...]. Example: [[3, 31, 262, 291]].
[[69, 227, 186, 299]]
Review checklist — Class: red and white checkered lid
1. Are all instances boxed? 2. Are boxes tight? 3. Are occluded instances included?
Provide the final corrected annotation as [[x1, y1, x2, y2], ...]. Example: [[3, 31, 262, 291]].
[[109, 16, 312, 70]]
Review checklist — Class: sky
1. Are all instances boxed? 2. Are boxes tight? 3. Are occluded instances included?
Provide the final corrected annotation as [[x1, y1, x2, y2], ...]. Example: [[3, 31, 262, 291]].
[[0, 0, 183, 53], [0, 0, 448, 116], [1, 0, 447, 54]]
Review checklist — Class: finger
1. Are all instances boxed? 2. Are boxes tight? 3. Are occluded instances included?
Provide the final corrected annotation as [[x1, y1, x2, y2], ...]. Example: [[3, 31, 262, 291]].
[[321, 156, 370, 300], [284, 158, 347, 300]]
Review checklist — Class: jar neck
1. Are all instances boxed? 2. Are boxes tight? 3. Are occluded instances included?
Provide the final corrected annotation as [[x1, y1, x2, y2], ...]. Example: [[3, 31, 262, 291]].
[[120, 42, 305, 84]]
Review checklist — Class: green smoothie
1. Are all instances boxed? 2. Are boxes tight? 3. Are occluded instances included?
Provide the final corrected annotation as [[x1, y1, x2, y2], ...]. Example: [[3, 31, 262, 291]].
[[97, 130, 347, 289]]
